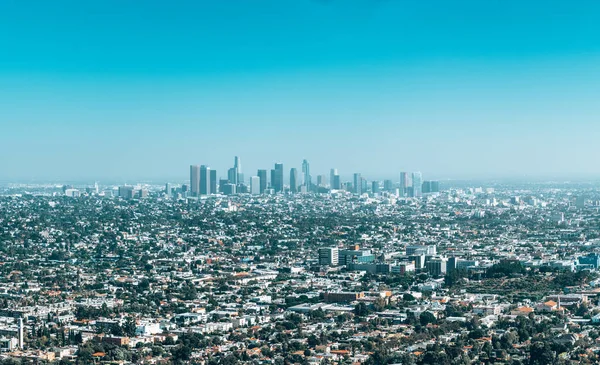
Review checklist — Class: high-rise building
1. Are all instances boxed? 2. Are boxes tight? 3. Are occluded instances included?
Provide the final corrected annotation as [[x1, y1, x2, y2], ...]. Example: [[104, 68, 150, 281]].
[[372, 181, 380, 194], [330, 168, 338, 189], [219, 179, 229, 194], [234, 156, 243, 184], [412, 172, 423, 197], [200, 165, 210, 195], [290, 168, 299, 193], [383, 179, 393, 191], [353, 173, 362, 195], [319, 247, 339, 266], [317, 175, 326, 187], [332, 175, 341, 190], [273, 163, 284, 192], [222, 183, 236, 195], [257, 169, 267, 194], [302, 159, 311, 191], [399, 172, 411, 197], [430, 181, 440, 193], [425, 258, 447, 276], [165, 183, 172, 197], [190, 165, 200, 196], [210, 170, 217, 195], [422, 181, 431, 194], [228, 167, 238, 185], [250, 176, 260, 195]]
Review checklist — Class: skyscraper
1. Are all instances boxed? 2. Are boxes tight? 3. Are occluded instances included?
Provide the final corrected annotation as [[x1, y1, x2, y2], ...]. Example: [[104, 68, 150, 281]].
[[412, 172, 423, 197], [383, 179, 393, 192], [330, 168, 338, 188], [210, 170, 217, 195], [317, 175, 326, 187], [302, 159, 311, 191], [234, 156, 243, 184], [332, 175, 341, 190], [190, 165, 200, 197], [257, 169, 267, 194], [200, 165, 210, 195], [250, 176, 260, 195], [290, 168, 299, 193], [399, 172, 411, 197], [372, 181, 380, 194], [228, 167, 238, 185], [353, 173, 362, 195], [274, 163, 284, 192]]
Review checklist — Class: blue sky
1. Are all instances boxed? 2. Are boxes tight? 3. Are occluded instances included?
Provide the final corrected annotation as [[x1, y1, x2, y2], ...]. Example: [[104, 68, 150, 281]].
[[1, 0, 600, 182]]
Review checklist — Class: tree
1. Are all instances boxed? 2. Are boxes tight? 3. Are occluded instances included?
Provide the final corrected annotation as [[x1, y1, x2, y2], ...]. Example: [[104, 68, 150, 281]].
[[419, 311, 436, 326], [354, 303, 370, 317], [528, 341, 555, 365]]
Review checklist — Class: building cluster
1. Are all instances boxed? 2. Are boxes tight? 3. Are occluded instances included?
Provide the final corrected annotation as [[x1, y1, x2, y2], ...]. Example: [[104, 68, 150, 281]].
[[1, 179, 600, 364], [184, 156, 440, 198]]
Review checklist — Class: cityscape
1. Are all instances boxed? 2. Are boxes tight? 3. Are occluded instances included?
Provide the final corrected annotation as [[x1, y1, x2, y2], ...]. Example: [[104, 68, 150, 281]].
[[2, 1, 600, 365], [2, 168, 600, 364]]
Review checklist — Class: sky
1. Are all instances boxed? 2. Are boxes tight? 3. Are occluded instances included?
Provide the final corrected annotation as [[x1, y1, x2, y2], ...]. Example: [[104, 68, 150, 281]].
[[1, 0, 600, 182]]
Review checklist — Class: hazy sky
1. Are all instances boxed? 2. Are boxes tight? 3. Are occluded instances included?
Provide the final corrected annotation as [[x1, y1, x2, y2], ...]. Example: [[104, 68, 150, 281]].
[[1, 0, 600, 182]]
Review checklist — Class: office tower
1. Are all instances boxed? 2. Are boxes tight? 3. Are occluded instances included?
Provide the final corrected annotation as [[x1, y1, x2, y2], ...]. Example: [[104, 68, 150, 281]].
[[430, 181, 440, 193], [270, 169, 276, 189], [200, 165, 210, 195], [237, 184, 249, 194], [412, 172, 423, 197], [234, 156, 242, 182], [165, 183, 172, 197], [181, 184, 188, 193], [257, 169, 267, 194], [118, 186, 135, 199], [210, 170, 217, 195], [330, 169, 338, 188], [290, 168, 299, 193], [317, 175, 326, 187], [361, 178, 368, 194], [273, 163, 284, 192], [228, 167, 238, 185], [425, 258, 447, 276], [319, 247, 339, 266], [250, 176, 260, 195], [372, 181, 380, 194], [383, 179, 393, 191], [219, 179, 229, 194], [353, 173, 362, 195], [302, 159, 311, 191], [332, 175, 341, 190], [190, 165, 200, 196], [222, 183, 236, 195], [399, 172, 411, 197], [447, 256, 458, 273], [422, 181, 431, 194]]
